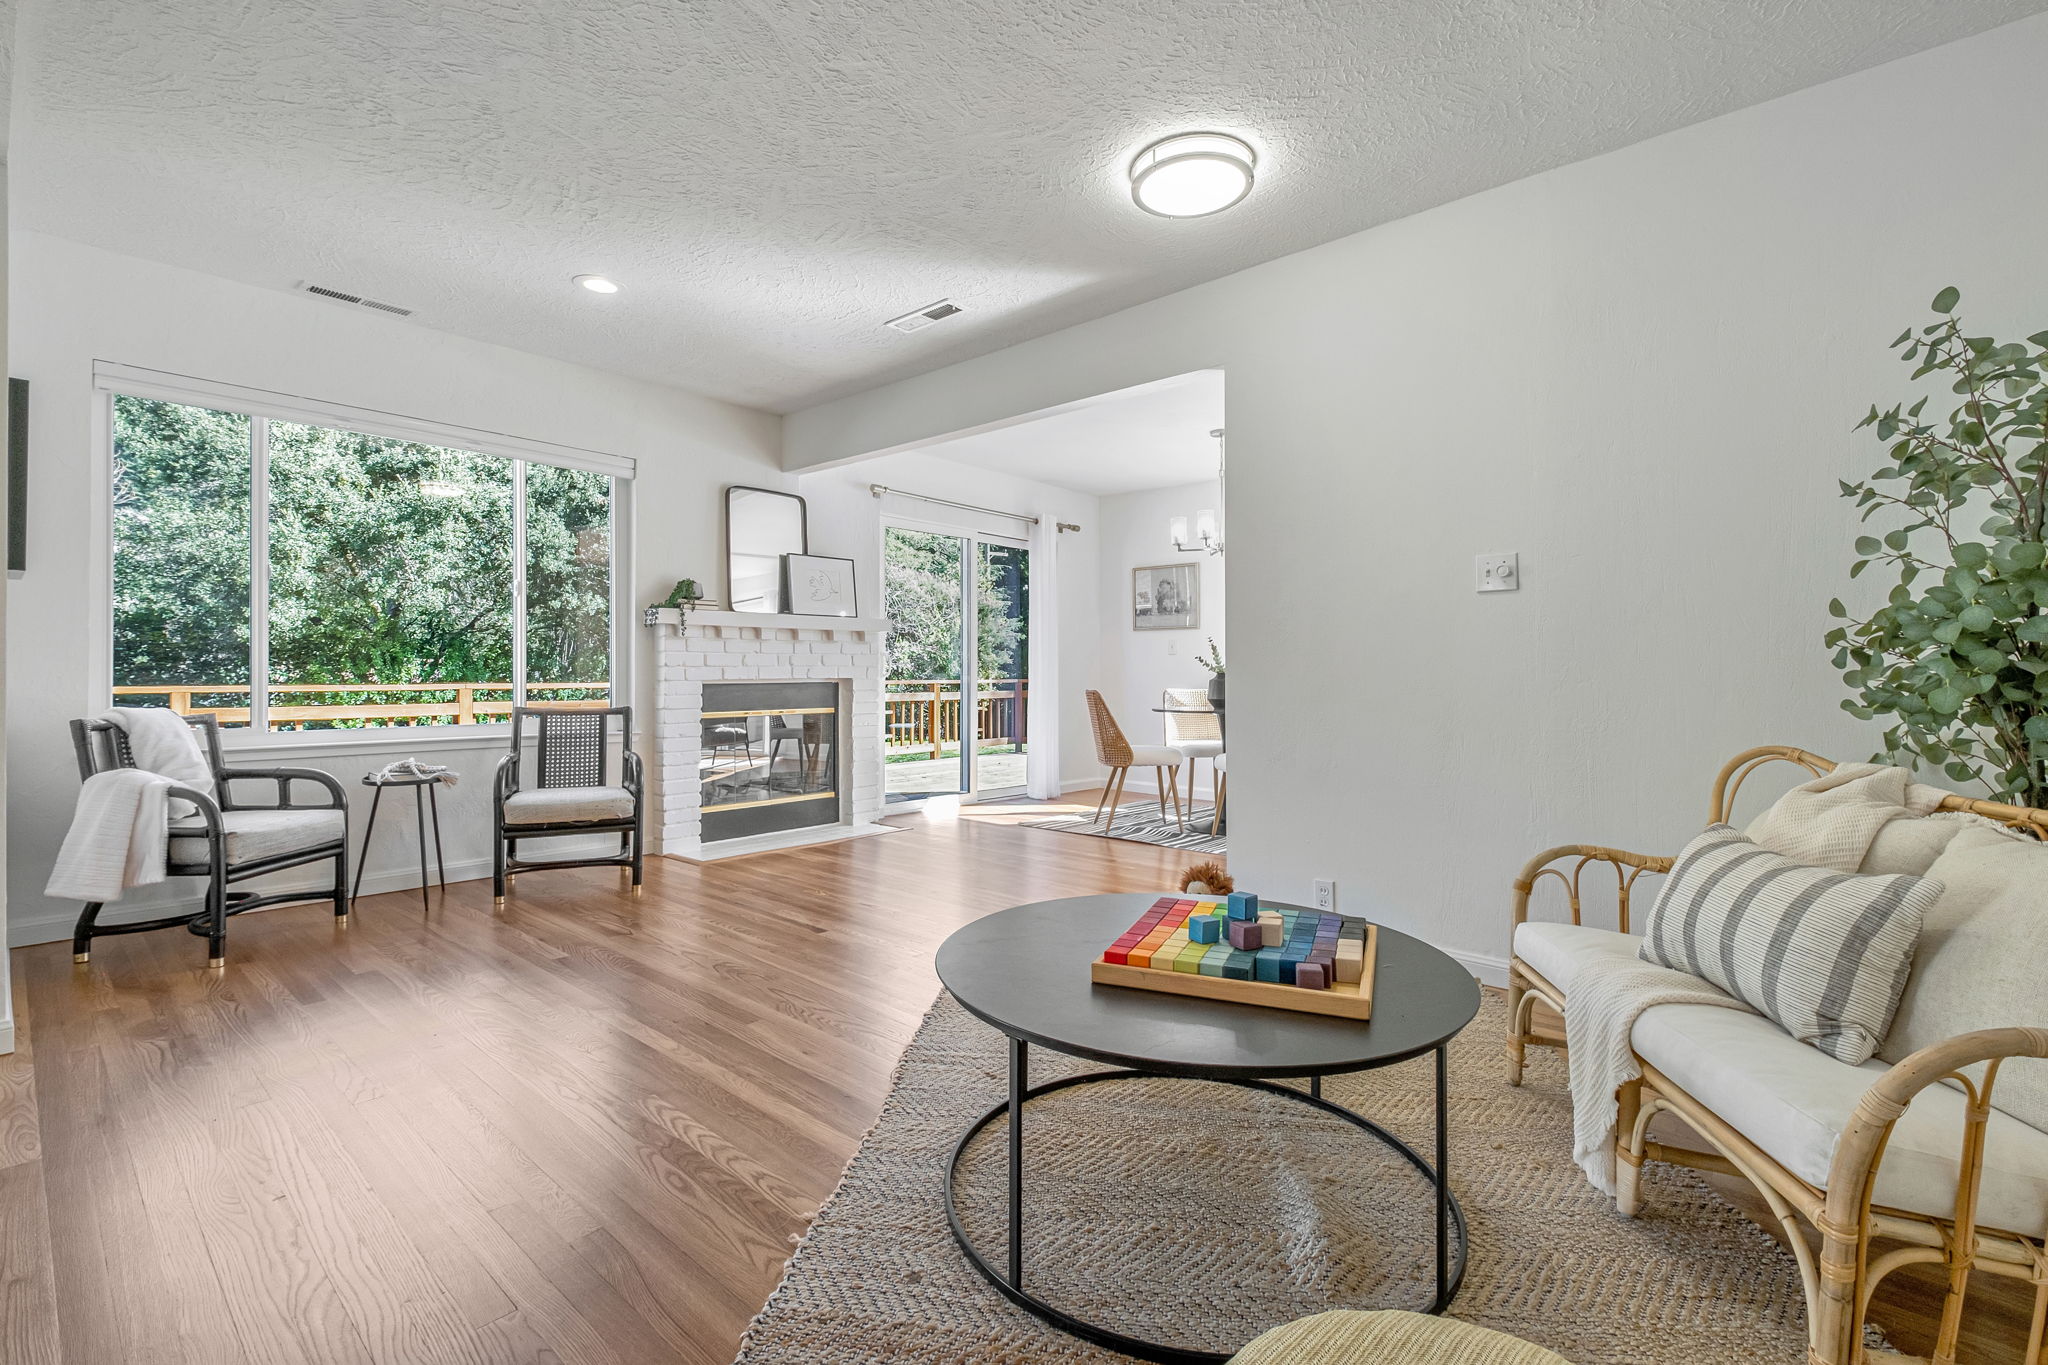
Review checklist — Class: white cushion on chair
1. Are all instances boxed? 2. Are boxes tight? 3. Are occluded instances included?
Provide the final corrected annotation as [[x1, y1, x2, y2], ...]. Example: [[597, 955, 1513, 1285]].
[[167, 808, 345, 868], [1513, 921, 1644, 995], [1172, 739, 1224, 760], [503, 785, 635, 825], [1632, 1002, 2048, 1238], [1125, 745, 1183, 767]]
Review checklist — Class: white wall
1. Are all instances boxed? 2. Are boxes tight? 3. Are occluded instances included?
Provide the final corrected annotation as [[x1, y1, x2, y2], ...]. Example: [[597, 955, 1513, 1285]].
[[798, 449, 1102, 791], [6, 232, 781, 945], [782, 17, 2048, 981], [1096, 480, 1226, 799]]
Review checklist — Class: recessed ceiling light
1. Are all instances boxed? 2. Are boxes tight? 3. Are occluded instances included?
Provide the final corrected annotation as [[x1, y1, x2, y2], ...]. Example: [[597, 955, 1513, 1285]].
[[1128, 132, 1257, 218], [573, 274, 621, 294]]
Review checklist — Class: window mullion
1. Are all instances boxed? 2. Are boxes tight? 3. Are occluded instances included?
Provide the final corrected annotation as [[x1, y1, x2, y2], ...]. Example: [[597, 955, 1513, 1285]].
[[249, 418, 271, 733], [511, 460, 527, 712]]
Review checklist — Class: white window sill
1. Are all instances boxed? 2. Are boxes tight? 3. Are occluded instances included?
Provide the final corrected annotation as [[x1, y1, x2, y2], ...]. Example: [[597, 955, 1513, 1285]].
[[220, 725, 514, 760]]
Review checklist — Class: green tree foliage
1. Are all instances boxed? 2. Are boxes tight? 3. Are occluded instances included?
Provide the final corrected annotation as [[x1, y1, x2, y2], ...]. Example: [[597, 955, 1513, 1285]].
[[111, 396, 252, 689], [883, 528, 1025, 681], [113, 397, 612, 727], [1830, 288, 2048, 806]]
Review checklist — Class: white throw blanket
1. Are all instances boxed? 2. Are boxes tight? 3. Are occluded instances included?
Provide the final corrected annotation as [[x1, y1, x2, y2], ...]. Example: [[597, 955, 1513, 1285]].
[[1743, 761, 1946, 872], [45, 769, 176, 903], [101, 707, 215, 818], [1568, 959, 1751, 1193]]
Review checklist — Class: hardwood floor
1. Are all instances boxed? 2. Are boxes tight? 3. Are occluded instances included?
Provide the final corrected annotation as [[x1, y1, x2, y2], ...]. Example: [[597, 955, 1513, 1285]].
[[2, 791, 2031, 1363], [0, 791, 1193, 1365]]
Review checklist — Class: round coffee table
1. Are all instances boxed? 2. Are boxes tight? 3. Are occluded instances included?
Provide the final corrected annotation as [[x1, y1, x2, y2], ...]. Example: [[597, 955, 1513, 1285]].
[[935, 894, 1481, 1364]]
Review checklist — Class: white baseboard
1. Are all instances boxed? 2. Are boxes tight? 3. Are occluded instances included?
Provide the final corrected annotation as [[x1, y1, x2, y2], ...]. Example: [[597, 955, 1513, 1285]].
[[5, 840, 612, 948], [1447, 948, 1510, 989]]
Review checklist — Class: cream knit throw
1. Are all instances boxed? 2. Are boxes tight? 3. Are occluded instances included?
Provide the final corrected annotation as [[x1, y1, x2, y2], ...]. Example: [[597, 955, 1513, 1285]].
[[1568, 959, 1750, 1195], [1743, 762, 1948, 873]]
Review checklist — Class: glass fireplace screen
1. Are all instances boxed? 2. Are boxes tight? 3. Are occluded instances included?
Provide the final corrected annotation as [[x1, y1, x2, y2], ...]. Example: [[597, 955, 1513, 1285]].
[[700, 706, 838, 812]]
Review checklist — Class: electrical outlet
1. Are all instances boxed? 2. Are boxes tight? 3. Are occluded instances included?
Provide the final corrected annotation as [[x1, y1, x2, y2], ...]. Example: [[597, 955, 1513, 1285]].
[[1476, 553, 1519, 593], [1314, 879, 1336, 911]]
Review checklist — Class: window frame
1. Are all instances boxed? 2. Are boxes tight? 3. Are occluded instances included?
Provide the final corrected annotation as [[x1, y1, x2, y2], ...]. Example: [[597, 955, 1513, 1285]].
[[95, 362, 635, 750]]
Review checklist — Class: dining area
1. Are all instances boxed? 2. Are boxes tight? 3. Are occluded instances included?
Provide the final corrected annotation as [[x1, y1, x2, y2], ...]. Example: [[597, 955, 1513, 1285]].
[[1074, 686, 1227, 842]]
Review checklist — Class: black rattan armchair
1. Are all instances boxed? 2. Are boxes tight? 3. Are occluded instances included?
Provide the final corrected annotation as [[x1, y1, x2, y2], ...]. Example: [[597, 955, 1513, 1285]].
[[68, 713, 350, 967], [492, 706, 644, 902]]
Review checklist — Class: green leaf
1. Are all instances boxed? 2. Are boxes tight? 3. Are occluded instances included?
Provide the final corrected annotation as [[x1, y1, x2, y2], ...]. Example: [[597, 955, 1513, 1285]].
[[1959, 604, 1997, 632], [1827, 598, 1848, 619], [1932, 286, 1961, 313], [1953, 542, 1991, 569], [1855, 536, 1882, 556]]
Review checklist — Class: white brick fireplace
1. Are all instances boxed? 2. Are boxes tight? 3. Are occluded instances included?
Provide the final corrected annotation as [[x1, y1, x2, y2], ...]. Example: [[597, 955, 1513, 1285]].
[[650, 608, 890, 861]]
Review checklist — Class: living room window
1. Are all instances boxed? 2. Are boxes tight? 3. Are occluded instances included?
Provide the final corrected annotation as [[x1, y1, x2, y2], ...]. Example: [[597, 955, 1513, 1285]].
[[111, 392, 617, 732]]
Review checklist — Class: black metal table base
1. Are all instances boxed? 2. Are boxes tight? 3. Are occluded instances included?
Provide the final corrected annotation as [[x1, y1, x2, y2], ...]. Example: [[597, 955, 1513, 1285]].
[[943, 1041, 1465, 1365]]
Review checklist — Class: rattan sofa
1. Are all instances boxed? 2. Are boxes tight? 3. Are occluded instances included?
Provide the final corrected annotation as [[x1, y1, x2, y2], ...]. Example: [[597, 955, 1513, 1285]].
[[1506, 746, 2048, 1365]]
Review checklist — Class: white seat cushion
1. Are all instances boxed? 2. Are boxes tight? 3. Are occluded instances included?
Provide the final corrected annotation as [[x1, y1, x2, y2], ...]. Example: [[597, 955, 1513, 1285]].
[[1172, 739, 1224, 760], [1633, 1003, 2048, 1238], [1125, 745, 1183, 767], [167, 808, 345, 868], [502, 785, 635, 825], [1513, 921, 1645, 995], [1212, 753, 1226, 774]]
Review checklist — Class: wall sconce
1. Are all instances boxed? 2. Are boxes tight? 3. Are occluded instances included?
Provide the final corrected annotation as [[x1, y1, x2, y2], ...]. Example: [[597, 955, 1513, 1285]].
[[1169, 429, 1226, 556]]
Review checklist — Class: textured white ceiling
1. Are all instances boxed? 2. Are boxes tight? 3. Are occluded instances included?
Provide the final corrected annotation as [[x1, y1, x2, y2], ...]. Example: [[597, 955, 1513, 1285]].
[[14, 1, 2044, 413], [923, 371, 1224, 496]]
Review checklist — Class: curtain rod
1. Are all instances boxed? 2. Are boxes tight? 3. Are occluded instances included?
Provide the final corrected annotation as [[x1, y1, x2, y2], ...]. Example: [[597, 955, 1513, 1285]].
[[869, 483, 1082, 533]]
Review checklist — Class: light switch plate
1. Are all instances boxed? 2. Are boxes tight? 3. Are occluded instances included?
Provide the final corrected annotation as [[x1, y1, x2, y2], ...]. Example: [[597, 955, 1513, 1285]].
[[1476, 553, 1519, 593]]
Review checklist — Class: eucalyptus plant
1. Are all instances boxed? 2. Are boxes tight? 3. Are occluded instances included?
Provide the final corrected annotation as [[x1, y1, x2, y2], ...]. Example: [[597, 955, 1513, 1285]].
[[1828, 287, 2048, 807]]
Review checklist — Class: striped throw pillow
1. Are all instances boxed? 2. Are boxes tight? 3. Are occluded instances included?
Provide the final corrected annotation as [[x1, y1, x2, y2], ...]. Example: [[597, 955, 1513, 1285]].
[[1638, 824, 1942, 1064]]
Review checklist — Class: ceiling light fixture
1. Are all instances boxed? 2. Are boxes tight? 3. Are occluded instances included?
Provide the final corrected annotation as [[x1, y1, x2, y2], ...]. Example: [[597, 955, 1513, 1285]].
[[573, 274, 621, 294], [1128, 132, 1257, 218]]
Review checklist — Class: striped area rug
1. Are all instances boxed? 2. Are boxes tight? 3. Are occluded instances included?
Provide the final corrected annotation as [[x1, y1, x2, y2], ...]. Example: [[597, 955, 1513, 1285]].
[[1024, 801, 1225, 854]]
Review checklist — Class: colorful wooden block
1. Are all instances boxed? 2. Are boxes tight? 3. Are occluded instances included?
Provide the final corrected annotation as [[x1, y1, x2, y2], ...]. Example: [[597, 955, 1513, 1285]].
[[1197, 947, 1229, 977], [1337, 918, 1367, 940], [1254, 949, 1283, 983], [1221, 949, 1255, 980], [1174, 942, 1213, 973], [1258, 913, 1284, 948], [1294, 961, 1328, 990], [1227, 919, 1263, 951], [1334, 937, 1365, 983], [1188, 915, 1221, 943], [1226, 891, 1259, 921]]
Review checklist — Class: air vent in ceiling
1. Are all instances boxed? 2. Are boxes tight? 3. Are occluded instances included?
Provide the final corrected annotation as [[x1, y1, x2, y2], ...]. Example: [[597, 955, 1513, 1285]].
[[884, 299, 963, 334], [293, 281, 416, 318]]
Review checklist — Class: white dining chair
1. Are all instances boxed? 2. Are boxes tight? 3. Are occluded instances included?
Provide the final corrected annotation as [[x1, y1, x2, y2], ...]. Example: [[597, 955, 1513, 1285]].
[[1161, 686, 1223, 809]]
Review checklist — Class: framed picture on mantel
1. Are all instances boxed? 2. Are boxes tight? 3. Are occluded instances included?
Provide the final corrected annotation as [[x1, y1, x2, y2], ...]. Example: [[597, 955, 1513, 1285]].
[[1133, 563, 1199, 630], [783, 553, 857, 617]]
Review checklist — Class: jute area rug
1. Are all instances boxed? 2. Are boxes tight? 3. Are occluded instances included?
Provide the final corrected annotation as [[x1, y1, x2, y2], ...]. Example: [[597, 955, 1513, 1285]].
[[735, 991, 1817, 1364]]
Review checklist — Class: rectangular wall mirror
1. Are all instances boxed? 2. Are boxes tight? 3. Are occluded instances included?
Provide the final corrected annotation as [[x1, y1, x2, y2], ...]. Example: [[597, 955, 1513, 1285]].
[[726, 485, 808, 613]]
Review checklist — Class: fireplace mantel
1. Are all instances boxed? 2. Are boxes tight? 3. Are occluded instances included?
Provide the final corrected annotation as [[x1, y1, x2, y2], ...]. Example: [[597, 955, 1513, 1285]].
[[643, 606, 887, 638]]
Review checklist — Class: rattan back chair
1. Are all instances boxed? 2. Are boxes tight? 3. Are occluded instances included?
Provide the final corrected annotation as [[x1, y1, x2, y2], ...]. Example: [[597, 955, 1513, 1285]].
[[492, 705, 643, 902], [1083, 690, 1183, 831], [66, 711, 350, 967]]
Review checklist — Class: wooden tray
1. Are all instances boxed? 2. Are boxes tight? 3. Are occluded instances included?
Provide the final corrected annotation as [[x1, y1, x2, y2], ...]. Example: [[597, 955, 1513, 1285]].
[[1090, 924, 1377, 1021]]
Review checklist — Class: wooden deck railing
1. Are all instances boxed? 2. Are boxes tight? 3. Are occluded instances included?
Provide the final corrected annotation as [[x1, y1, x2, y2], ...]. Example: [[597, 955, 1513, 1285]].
[[884, 679, 1027, 757], [110, 682, 610, 729]]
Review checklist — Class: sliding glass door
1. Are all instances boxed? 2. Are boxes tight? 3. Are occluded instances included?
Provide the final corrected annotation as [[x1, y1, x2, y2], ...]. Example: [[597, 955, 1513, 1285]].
[[883, 524, 1029, 804]]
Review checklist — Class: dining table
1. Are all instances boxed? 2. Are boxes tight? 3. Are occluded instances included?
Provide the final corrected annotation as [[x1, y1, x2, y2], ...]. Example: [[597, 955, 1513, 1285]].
[[1152, 699, 1225, 835]]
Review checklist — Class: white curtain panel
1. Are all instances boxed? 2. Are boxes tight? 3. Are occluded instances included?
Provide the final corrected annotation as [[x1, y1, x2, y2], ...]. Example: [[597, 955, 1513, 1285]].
[[1025, 517, 1061, 799]]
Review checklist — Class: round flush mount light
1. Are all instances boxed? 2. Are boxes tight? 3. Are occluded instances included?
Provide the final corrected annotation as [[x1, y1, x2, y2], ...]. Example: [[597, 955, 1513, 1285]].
[[573, 274, 621, 294], [1128, 132, 1257, 218]]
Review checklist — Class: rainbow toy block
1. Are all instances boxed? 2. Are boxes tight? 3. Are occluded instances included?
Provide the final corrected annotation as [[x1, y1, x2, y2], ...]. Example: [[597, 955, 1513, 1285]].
[[1092, 895, 1378, 1020]]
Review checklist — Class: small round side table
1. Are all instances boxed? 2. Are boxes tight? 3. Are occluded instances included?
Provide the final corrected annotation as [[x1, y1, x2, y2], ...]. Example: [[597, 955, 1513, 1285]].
[[350, 772, 448, 913]]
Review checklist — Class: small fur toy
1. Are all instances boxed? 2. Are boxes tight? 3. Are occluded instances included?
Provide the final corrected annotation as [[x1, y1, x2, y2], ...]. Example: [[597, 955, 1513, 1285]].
[[1179, 859, 1234, 896]]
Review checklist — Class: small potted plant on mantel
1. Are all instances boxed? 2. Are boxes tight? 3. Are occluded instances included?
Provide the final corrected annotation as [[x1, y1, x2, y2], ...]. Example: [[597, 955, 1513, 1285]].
[[643, 578, 708, 630], [1201, 637, 1225, 707]]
